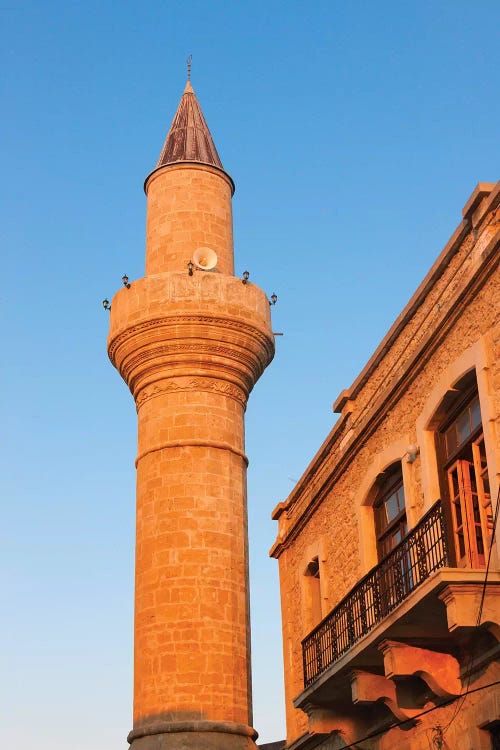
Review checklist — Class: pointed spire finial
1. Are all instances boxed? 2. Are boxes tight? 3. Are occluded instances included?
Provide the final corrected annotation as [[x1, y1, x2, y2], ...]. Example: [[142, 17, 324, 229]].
[[154, 67, 223, 170]]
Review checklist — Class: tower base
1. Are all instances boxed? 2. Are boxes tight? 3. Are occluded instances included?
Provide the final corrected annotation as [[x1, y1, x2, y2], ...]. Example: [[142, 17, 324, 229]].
[[128, 721, 258, 750]]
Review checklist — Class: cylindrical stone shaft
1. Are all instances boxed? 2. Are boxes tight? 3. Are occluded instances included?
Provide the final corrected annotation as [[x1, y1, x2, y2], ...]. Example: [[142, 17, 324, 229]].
[[108, 150, 274, 750]]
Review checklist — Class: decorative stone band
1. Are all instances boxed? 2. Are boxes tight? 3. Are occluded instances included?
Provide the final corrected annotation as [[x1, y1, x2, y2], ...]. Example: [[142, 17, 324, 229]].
[[122, 340, 259, 396], [127, 720, 258, 743], [108, 314, 274, 403], [135, 438, 249, 469], [108, 315, 274, 367], [135, 375, 247, 410]]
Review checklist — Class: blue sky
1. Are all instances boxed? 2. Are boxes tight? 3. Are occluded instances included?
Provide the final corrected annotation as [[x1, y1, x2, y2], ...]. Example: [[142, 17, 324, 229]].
[[1, 1, 499, 747]]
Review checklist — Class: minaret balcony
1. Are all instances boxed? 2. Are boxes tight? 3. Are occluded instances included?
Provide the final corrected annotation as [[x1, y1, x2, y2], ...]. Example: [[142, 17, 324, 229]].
[[107, 270, 275, 406], [293, 501, 500, 748]]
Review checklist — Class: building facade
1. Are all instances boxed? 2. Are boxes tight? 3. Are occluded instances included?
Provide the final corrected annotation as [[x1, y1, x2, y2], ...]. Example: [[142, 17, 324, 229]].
[[107, 80, 274, 750], [271, 182, 500, 749]]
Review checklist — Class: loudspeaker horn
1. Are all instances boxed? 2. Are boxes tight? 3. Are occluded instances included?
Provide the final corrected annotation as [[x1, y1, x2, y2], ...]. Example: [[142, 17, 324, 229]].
[[192, 247, 218, 271]]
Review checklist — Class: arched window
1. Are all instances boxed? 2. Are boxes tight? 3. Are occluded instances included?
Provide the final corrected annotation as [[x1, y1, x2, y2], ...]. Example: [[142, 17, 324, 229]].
[[373, 464, 407, 561], [436, 371, 491, 568]]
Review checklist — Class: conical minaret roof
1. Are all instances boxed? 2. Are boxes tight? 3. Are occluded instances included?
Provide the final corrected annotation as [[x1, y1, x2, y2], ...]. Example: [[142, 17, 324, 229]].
[[156, 80, 223, 169]]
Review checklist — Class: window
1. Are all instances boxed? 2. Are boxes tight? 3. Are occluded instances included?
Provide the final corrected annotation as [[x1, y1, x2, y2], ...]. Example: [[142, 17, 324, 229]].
[[373, 465, 407, 560], [489, 721, 500, 750], [437, 374, 492, 568], [372, 463, 411, 612], [490, 722, 500, 750], [481, 720, 500, 750], [304, 556, 322, 629]]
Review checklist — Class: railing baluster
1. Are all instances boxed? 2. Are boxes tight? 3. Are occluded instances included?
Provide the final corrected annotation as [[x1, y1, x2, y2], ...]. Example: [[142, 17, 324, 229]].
[[302, 500, 449, 687]]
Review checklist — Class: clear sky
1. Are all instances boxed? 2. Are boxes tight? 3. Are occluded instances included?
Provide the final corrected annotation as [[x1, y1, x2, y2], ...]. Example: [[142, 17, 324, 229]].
[[1, 1, 499, 747]]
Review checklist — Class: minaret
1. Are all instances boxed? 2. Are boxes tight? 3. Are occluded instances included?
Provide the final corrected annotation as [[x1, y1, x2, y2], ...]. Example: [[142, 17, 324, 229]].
[[107, 77, 275, 750]]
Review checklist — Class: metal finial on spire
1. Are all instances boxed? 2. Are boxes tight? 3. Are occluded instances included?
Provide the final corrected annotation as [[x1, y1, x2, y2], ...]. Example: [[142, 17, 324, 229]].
[[187, 54, 192, 81]]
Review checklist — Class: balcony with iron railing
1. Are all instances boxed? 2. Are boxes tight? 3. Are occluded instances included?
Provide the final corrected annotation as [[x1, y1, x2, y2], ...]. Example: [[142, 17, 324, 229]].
[[302, 500, 449, 688], [291, 499, 500, 750]]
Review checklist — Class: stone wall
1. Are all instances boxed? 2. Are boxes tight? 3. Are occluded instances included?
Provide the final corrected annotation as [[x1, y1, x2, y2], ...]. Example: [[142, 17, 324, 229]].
[[272, 183, 500, 745]]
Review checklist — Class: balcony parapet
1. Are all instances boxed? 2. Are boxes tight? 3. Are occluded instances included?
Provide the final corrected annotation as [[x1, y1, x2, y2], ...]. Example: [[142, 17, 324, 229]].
[[302, 501, 449, 688], [294, 509, 500, 750]]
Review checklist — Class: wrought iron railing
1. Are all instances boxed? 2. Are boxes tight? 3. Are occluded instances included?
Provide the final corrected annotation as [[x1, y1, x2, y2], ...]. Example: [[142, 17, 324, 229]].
[[302, 500, 449, 687]]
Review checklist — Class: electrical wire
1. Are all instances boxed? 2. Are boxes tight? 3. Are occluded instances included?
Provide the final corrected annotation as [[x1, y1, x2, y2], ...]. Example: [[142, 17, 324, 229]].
[[324, 485, 500, 750], [326, 679, 500, 750], [441, 483, 500, 736]]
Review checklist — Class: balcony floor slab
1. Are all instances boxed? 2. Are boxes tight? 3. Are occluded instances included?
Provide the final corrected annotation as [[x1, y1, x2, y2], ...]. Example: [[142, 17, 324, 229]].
[[294, 568, 500, 710]]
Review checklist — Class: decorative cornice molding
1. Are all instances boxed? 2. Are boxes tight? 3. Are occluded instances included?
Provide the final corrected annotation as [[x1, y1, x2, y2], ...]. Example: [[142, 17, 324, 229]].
[[121, 340, 259, 386], [333, 224, 473, 413], [272, 230, 500, 557], [108, 314, 274, 365]]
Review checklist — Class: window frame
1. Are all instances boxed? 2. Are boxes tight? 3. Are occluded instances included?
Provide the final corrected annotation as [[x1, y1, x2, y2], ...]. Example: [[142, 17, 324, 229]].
[[303, 555, 323, 631], [437, 383, 491, 568], [373, 465, 408, 562]]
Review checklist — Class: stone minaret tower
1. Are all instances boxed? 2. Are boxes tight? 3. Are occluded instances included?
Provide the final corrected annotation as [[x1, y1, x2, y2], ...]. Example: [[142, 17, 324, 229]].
[[107, 78, 274, 750]]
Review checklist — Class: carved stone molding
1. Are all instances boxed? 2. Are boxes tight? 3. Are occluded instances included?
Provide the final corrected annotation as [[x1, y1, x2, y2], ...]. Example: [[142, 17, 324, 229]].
[[121, 340, 259, 386], [439, 583, 500, 641], [108, 314, 274, 365], [108, 313, 275, 400], [272, 226, 500, 551], [303, 705, 362, 749], [135, 376, 247, 410], [379, 639, 461, 698], [351, 669, 420, 723]]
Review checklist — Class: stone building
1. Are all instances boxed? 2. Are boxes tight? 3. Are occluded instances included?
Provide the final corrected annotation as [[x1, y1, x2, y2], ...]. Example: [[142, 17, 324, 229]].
[[271, 182, 500, 749]]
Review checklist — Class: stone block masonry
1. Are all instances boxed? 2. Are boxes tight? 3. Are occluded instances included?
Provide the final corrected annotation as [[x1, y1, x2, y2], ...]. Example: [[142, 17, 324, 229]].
[[107, 80, 274, 750]]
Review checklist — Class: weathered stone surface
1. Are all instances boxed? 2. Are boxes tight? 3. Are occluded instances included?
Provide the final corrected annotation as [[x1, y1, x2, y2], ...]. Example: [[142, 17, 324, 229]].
[[107, 85, 273, 750], [272, 182, 500, 746]]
